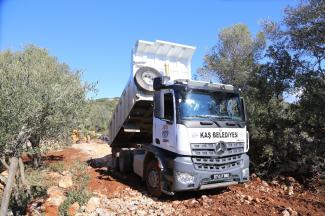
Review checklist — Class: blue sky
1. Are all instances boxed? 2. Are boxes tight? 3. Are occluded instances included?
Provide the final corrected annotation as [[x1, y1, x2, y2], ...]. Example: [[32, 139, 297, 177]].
[[0, 0, 297, 98]]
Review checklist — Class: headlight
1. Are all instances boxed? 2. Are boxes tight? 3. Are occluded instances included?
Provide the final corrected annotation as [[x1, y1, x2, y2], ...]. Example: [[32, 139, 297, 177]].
[[176, 172, 195, 184]]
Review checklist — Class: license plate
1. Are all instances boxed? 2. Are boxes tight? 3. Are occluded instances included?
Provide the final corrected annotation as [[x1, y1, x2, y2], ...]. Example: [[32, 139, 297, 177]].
[[212, 173, 230, 179]]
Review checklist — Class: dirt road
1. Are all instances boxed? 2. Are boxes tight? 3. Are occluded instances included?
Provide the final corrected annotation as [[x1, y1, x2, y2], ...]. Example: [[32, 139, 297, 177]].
[[44, 142, 325, 216]]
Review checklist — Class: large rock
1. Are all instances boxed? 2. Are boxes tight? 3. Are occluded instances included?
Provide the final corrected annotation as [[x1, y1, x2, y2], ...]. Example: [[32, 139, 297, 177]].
[[86, 197, 100, 212], [59, 175, 73, 188]]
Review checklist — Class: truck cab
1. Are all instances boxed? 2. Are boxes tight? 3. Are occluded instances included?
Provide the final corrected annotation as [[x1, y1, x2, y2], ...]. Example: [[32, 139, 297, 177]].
[[109, 40, 249, 196]]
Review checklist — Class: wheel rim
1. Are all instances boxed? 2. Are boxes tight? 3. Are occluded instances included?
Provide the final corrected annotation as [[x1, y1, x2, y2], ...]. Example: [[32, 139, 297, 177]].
[[142, 71, 155, 85], [147, 168, 159, 188]]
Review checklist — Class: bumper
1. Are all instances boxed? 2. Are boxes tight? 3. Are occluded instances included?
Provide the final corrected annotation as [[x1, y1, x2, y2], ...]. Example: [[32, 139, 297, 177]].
[[170, 154, 249, 192]]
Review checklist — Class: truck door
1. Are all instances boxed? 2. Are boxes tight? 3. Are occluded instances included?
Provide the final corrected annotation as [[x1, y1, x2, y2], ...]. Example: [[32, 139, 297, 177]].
[[153, 89, 176, 151]]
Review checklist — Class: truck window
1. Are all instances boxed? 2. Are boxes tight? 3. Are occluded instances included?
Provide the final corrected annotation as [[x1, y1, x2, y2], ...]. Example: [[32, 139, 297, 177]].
[[164, 93, 174, 121]]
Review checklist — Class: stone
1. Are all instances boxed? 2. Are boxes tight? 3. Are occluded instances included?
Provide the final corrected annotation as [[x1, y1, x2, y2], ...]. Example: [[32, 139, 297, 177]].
[[254, 198, 261, 203], [271, 180, 279, 186], [246, 195, 253, 202], [285, 207, 298, 216], [69, 202, 80, 216], [172, 200, 180, 205], [79, 205, 86, 212], [291, 210, 298, 216], [62, 170, 72, 176], [201, 195, 212, 203], [59, 175, 73, 188], [45, 187, 66, 206], [287, 177, 295, 183], [136, 209, 147, 216], [262, 181, 269, 187], [86, 197, 100, 212], [201, 195, 208, 200], [190, 199, 199, 205], [251, 173, 257, 178], [281, 184, 288, 191], [282, 209, 290, 216], [47, 186, 63, 196], [288, 186, 294, 196]]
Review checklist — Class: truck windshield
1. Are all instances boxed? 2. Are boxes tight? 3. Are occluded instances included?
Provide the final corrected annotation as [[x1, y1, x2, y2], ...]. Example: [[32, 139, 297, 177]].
[[178, 90, 244, 121]]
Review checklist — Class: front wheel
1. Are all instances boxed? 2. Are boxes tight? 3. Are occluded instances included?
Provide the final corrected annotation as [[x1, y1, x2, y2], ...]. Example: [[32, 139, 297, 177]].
[[145, 160, 163, 197]]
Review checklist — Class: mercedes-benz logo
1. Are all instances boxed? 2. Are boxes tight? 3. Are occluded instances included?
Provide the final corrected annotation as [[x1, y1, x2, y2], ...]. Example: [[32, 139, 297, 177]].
[[215, 141, 227, 155]]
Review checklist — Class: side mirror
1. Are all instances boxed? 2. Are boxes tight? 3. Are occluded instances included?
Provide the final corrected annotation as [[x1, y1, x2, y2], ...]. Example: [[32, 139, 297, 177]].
[[240, 97, 247, 122], [153, 76, 170, 91]]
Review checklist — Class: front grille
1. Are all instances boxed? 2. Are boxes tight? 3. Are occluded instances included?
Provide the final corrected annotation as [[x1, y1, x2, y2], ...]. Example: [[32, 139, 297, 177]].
[[191, 142, 244, 157], [191, 142, 244, 172]]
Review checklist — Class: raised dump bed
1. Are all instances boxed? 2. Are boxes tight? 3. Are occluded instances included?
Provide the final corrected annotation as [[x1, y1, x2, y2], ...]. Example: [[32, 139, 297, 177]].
[[109, 40, 196, 148]]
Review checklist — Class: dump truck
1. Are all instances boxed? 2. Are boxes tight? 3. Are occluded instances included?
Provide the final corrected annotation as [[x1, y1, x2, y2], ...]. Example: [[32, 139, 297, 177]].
[[108, 40, 249, 196]]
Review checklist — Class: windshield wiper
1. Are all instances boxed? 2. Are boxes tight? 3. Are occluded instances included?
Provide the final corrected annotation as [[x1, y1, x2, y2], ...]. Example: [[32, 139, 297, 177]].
[[190, 115, 221, 127], [216, 116, 243, 128]]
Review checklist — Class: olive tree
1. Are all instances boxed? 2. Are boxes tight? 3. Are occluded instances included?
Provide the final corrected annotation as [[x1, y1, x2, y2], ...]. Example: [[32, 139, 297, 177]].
[[199, 24, 265, 90], [0, 46, 92, 215], [241, 0, 324, 178]]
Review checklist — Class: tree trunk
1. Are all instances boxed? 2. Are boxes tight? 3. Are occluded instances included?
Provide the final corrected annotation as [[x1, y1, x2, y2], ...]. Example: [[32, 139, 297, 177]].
[[0, 156, 19, 216], [29, 134, 42, 168], [18, 157, 30, 193]]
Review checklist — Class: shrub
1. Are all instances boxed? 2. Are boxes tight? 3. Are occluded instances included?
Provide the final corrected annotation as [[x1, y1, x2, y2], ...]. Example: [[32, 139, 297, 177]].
[[59, 190, 92, 216]]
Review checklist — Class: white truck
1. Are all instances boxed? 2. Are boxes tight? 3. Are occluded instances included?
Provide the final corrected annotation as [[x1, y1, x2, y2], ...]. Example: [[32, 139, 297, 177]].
[[109, 40, 249, 196]]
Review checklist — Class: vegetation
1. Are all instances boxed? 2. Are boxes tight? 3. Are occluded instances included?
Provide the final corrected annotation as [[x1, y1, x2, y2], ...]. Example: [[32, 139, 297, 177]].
[[84, 97, 119, 133], [199, 24, 265, 90], [59, 160, 91, 216], [200, 0, 324, 180], [0, 46, 93, 215], [59, 190, 91, 216]]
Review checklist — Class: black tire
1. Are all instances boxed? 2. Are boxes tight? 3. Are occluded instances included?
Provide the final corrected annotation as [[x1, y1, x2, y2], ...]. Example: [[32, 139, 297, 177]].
[[119, 150, 132, 174], [145, 160, 163, 197], [112, 156, 119, 172], [134, 67, 161, 92]]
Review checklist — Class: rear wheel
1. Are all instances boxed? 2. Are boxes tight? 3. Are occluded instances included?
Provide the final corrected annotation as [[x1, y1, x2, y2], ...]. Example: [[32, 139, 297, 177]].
[[112, 156, 119, 172], [145, 160, 163, 197]]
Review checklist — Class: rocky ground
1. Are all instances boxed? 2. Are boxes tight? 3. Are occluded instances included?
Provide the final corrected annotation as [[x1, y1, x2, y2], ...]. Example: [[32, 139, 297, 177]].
[[26, 141, 325, 216]]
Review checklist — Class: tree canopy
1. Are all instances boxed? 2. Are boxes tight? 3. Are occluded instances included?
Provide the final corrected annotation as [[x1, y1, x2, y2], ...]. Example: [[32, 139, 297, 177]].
[[201, 0, 324, 179], [199, 24, 265, 90], [0, 45, 93, 215]]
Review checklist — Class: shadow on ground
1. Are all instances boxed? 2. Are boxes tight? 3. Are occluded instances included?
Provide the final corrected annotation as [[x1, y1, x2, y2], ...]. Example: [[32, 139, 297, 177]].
[[87, 154, 229, 201]]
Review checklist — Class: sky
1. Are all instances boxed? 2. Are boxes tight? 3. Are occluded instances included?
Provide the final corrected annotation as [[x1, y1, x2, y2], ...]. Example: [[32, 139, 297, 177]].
[[0, 0, 298, 98]]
